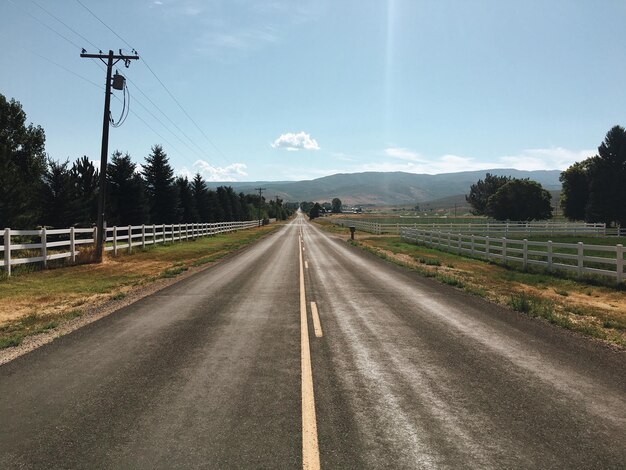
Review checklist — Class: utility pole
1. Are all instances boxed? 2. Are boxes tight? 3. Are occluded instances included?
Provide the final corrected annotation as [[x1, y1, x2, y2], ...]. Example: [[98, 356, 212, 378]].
[[255, 187, 266, 227], [80, 49, 139, 261]]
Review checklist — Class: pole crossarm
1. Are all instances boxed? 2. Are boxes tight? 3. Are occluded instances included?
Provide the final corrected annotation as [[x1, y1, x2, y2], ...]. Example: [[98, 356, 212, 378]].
[[80, 53, 139, 60]]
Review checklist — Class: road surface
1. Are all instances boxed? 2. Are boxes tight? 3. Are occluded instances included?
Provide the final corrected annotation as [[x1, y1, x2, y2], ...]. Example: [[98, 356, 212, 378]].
[[1, 214, 625, 469]]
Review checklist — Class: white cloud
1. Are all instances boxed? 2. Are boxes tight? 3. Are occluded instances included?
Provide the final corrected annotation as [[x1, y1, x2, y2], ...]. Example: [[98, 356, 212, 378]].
[[384, 147, 425, 162], [271, 131, 320, 151], [179, 160, 248, 182], [499, 147, 594, 171], [355, 146, 595, 175]]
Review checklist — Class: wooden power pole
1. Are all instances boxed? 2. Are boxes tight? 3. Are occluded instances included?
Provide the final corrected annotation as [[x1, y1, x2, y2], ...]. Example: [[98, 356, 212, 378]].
[[80, 49, 139, 261]]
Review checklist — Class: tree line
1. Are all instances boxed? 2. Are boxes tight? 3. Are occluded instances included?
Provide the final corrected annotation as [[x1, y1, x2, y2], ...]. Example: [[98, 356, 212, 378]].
[[0, 94, 292, 229], [559, 125, 626, 227], [465, 125, 625, 224]]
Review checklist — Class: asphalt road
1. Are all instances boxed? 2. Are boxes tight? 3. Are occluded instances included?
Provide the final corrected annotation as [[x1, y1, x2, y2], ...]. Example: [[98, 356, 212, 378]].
[[1, 214, 625, 469]]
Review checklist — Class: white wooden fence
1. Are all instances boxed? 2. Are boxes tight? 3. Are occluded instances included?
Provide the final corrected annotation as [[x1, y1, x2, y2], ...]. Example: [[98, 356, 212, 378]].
[[1, 220, 262, 277], [401, 227, 625, 283], [333, 218, 608, 236]]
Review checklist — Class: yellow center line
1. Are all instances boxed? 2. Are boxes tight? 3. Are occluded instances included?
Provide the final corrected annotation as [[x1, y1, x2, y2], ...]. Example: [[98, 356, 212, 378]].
[[310, 302, 323, 338], [300, 234, 320, 469]]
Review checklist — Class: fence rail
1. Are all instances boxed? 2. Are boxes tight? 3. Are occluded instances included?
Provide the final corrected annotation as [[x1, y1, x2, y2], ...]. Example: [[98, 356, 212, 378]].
[[332, 218, 610, 236], [401, 227, 625, 283], [1, 220, 262, 276]]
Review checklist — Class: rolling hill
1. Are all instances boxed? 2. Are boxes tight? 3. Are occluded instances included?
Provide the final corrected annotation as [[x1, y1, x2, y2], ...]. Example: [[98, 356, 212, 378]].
[[206, 169, 562, 206]]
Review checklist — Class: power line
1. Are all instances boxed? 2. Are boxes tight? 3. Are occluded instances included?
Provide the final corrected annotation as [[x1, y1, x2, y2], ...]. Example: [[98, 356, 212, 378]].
[[8, 0, 82, 50], [10, 0, 225, 176], [31, 0, 100, 51], [74, 0, 133, 50], [0, 34, 102, 89], [123, 72, 218, 162], [73, 0, 232, 165], [141, 59, 231, 164]]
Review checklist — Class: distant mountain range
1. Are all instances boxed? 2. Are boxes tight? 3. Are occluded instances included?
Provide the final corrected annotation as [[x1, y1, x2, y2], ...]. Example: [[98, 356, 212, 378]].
[[206, 169, 562, 206]]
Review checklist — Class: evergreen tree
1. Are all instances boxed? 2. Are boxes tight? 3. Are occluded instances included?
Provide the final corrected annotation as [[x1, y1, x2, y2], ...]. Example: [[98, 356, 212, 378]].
[[142, 145, 179, 223], [585, 126, 626, 226], [216, 186, 233, 221], [191, 173, 210, 222], [560, 125, 626, 226], [70, 156, 99, 226], [207, 189, 222, 222], [40, 159, 75, 227], [107, 151, 148, 226], [176, 176, 198, 222]]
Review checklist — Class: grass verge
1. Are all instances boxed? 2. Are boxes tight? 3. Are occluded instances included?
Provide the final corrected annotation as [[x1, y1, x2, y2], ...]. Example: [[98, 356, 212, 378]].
[[0, 225, 278, 349]]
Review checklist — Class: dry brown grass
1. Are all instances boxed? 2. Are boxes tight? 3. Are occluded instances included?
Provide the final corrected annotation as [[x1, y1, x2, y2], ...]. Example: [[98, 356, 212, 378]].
[[355, 236, 626, 348], [0, 225, 277, 349]]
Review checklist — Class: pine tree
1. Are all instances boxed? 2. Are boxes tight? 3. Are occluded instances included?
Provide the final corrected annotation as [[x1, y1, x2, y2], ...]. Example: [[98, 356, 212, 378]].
[[191, 173, 210, 222], [107, 151, 148, 226], [40, 159, 76, 227], [70, 156, 99, 226], [176, 176, 198, 222], [586, 126, 626, 226], [142, 145, 179, 224]]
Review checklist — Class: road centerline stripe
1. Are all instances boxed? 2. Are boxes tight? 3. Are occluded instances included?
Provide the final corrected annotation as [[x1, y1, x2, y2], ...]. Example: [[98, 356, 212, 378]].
[[310, 302, 323, 338], [300, 231, 320, 469]]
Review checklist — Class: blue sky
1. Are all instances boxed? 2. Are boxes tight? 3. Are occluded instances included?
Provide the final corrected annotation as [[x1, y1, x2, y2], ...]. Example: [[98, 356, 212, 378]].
[[1, 0, 625, 181]]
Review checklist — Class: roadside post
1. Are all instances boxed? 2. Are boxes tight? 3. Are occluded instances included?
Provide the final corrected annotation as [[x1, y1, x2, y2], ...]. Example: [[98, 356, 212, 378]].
[[349, 226, 356, 240]]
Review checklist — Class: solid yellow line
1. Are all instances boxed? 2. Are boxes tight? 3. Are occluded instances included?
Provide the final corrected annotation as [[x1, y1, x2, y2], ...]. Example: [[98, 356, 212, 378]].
[[300, 236, 320, 470], [310, 302, 323, 338]]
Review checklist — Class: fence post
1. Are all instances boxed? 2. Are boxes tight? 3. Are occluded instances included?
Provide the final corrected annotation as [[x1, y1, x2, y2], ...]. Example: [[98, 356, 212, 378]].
[[471, 235, 475, 256], [4, 228, 11, 277], [547, 241, 553, 272], [41, 227, 47, 268], [615, 244, 624, 284], [113, 226, 118, 256], [523, 239, 528, 270], [141, 224, 146, 249], [127, 225, 132, 254], [162, 224, 166, 243], [457, 233, 462, 254], [577, 242, 584, 278], [502, 237, 507, 262], [485, 236, 490, 259], [70, 227, 76, 263], [153, 224, 156, 245]]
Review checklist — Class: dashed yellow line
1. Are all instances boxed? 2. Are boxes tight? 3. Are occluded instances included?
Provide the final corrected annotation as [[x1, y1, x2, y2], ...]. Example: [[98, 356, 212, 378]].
[[300, 235, 320, 469], [310, 302, 323, 338]]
